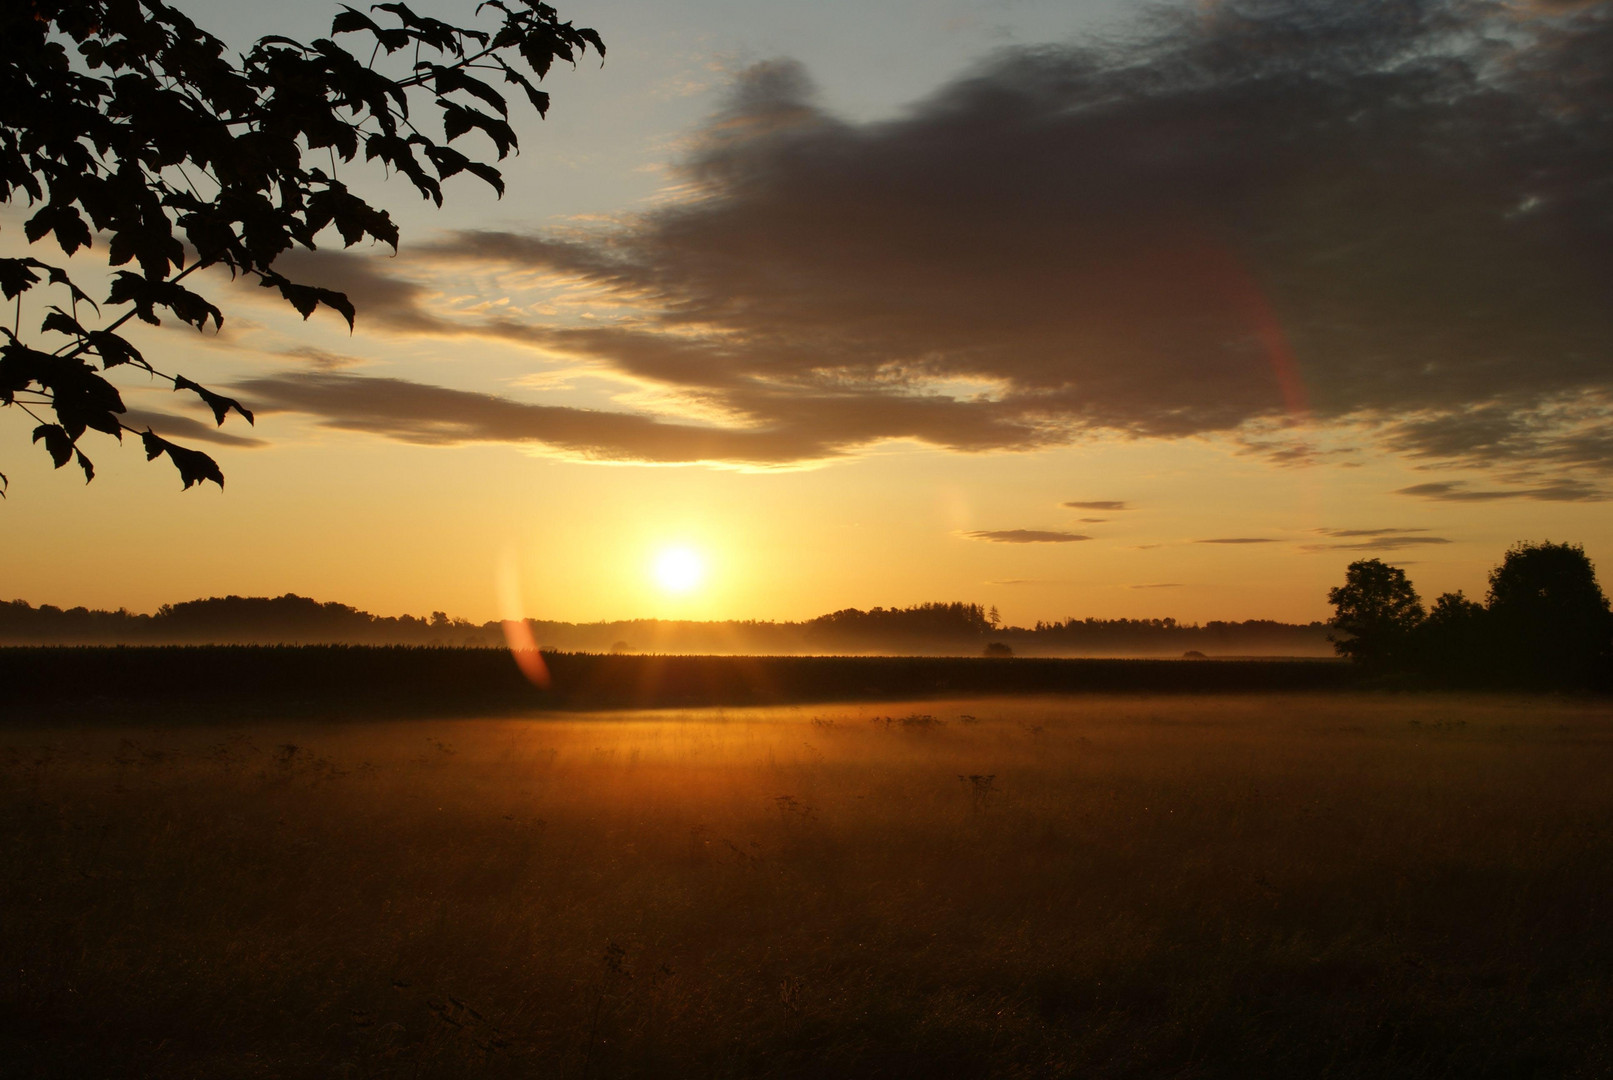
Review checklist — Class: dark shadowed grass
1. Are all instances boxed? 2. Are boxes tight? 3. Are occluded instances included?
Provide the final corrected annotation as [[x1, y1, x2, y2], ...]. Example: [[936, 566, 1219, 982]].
[[3, 694, 1611, 1078]]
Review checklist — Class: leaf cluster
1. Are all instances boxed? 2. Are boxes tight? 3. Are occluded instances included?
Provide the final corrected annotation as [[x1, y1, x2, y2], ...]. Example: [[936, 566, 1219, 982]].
[[1, 0, 600, 493]]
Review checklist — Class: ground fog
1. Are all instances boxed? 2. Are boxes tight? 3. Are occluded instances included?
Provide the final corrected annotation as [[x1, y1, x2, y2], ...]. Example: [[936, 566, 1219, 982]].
[[4, 694, 1611, 1078]]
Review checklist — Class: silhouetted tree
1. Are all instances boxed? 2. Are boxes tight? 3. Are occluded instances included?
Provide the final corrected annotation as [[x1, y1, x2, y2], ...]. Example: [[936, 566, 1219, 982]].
[[1328, 558, 1424, 671], [1416, 589, 1490, 684], [2, 0, 600, 493], [1485, 541, 1613, 689]]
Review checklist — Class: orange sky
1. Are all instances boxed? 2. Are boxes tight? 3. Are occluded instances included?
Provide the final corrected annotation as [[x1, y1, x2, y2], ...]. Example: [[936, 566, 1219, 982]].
[[5, 0, 1611, 626]]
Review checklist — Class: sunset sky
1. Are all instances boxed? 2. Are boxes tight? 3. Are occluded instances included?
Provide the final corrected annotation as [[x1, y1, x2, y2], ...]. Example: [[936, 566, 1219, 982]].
[[4, 0, 1610, 627]]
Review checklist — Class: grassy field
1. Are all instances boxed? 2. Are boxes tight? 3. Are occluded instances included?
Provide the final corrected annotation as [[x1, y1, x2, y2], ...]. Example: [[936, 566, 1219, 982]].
[[4, 693, 1611, 1078], [1, 647, 1353, 718]]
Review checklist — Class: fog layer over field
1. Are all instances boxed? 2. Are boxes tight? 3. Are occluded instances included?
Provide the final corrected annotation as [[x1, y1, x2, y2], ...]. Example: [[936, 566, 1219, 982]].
[[5, 695, 1611, 1077]]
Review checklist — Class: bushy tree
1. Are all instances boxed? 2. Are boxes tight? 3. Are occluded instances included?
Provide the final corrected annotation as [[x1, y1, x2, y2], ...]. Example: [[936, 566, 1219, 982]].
[[1327, 558, 1424, 671], [1485, 541, 1613, 689], [2, 0, 601, 493], [1416, 589, 1490, 683]]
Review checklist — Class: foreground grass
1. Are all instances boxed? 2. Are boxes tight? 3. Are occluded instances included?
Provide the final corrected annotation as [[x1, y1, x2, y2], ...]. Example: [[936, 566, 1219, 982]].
[[3, 693, 1611, 1078]]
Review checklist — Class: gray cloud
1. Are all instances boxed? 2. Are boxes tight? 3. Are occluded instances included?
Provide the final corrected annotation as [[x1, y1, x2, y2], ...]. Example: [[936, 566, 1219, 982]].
[[235, 368, 1061, 463], [1064, 501, 1130, 511], [1300, 527, 1453, 551], [266, 250, 442, 334], [246, 250, 1066, 460], [279, 345, 368, 371], [253, 1, 1613, 472], [1300, 536, 1453, 552], [1380, 401, 1613, 475], [122, 409, 267, 448], [1195, 537, 1279, 544], [234, 372, 857, 464], [1395, 480, 1606, 502], [964, 529, 1092, 543], [1315, 527, 1433, 538]]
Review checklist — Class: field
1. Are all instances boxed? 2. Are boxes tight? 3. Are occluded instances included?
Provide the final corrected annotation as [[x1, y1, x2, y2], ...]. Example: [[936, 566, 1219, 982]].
[[4, 692, 1612, 1078]]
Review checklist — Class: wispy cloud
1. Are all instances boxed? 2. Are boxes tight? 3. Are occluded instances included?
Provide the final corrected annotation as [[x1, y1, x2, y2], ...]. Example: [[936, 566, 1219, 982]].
[[1297, 526, 1453, 552], [1131, 582, 1185, 589], [964, 529, 1092, 544], [1195, 537, 1279, 545], [1395, 480, 1606, 503], [279, 345, 368, 371], [1315, 527, 1433, 538], [1064, 500, 1130, 511], [1301, 538, 1453, 553]]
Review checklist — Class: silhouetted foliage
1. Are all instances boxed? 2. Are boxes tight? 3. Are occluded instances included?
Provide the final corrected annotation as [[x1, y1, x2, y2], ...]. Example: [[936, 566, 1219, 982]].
[[1485, 542, 1613, 690], [1329, 543, 1613, 690], [0, 593, 1336, 655], [804, 602, 992, 643], [1416, 590, 1489, 684], [1327, 558, 1424, 672], [1, 0, 600, 493]]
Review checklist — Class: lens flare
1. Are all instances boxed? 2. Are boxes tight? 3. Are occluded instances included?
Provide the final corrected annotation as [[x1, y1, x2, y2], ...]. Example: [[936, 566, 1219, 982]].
[[496, 547, 551, 689]]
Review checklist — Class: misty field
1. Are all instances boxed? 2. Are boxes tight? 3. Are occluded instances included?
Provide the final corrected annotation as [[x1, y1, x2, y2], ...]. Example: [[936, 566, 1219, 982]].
[[4, 694, 1612, 1078]]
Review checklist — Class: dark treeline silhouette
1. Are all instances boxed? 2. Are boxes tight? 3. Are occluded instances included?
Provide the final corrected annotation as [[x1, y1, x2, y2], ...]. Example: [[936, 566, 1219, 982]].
[[0, 594, 484, 647], [1018, 616, 1326, 656], [0, 595, 1333, 656], [1329, 541, 1613, 691], [0, 648, 1356, 718]]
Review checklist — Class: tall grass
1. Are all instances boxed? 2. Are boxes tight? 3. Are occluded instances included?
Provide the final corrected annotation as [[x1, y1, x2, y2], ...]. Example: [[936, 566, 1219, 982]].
[[3, 694, 1611, 1077]]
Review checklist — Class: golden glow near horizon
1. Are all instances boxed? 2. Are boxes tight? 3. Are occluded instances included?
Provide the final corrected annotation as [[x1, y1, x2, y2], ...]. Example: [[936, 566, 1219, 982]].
[[652, 546, 707, 595], [4, 0, 1612, 631]]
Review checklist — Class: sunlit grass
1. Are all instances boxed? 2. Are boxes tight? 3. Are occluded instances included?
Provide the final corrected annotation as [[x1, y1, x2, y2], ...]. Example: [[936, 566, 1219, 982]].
[[3, 694, 1611, 1077]]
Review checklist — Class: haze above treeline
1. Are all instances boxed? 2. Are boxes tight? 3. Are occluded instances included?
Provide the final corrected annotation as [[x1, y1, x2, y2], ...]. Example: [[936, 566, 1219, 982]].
[[0, 595, 1332, 657]]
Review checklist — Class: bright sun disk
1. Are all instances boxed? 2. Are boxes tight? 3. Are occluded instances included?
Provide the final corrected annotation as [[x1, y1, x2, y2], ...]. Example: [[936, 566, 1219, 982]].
[[653, 546, 705, 594]]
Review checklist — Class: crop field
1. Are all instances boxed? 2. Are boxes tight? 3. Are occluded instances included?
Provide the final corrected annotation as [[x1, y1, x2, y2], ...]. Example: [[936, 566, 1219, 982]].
[[4, 693, 1612, 1078]]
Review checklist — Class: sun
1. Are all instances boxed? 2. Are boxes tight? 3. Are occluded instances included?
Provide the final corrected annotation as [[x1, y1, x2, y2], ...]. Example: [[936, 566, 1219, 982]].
[[653, 546, 706, 594]]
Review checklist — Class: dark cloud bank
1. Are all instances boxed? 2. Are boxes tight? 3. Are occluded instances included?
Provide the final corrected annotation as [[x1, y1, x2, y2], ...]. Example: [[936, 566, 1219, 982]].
[[250, 0, 1613, 484]]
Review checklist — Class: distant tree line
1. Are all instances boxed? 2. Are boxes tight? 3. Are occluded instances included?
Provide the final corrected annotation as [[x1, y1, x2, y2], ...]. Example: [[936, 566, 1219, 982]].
[[1018, 616, 1327, 654], [1329, 541, 1613, 690], [0, 593, 486, 646], [0, 595, 1333, 656]]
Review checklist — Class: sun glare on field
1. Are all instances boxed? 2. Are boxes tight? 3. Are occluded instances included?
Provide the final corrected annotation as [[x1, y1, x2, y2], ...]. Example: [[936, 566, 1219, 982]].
[[653, 546, 706, 594]]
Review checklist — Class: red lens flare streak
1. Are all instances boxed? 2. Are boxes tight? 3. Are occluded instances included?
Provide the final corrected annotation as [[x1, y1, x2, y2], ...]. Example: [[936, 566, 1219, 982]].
[[497, 550, 551, 690]]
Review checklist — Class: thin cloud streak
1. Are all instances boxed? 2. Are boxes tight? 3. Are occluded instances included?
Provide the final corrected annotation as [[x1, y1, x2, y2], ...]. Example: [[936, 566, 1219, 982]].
[[1299, 536, 1453, 552], [964, 529, 1093, 544], [1315, 527, 1434, 538], [1395, 480, 1607, 503]]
